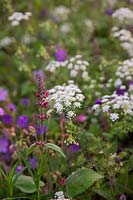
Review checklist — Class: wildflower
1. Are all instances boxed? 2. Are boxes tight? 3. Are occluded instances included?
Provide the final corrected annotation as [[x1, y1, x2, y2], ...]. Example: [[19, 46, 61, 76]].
[[0, 107, 5, 116], [69, 144, 80, 152], [46, 55, 89, 82], [105, 9, 113, 16], [110, 113, 119, 121], [0, 88, 8, 101], [119, 194, 126, 200], [21, 98, 30, 106], [95, 98, 102, 105], [6, 103, 16, 112], [8, 11, 32, 26], [29, 157, 37, 169], [77, 114, 87, 122], [48, 81, 85, 118], [0, 137, 9, 153], [112, 8, 133, 25], [2, 114, 13, 125], [17, 115, 28, 128], [54, 45, 67, 62], [33, 69, 45, 82], [16, 165, 23, 174], [60, 177, 67, 186], [35, 124, 47, 135]]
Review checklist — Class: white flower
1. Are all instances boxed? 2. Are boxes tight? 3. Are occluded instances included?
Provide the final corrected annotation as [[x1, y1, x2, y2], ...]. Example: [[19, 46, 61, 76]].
[[70, 70, 78, 77], [48, 81, 85, 118], [112, 8, 133, 25], [46, 55, 89, 81], [110, 113, 119, 121], [8, 11, 32, 26], [102, 105, 110, 112]]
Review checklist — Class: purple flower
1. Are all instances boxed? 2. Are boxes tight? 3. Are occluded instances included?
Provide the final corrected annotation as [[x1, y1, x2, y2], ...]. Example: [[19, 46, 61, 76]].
[[69, 144, 79, 152], [6, 103, 16, 112], [0, 137, 9, 153], [2, 114, 13, 125], [119, 194, 126, 200], [16, 165, 23, 174], [95, 98, 102, 105], [33, 69, 45, 81], [21, 98, 30, 106], [129, 80, 133, 85], [17, 115, 28, 128], [35, 124, 47, 135], [29, 157, 37, 169], [0, 88, 8, 101], [0, 107, 5, 116], [116, 88, 126, 95], [105, 9, 113, 16], [54, 45, 67, 62]]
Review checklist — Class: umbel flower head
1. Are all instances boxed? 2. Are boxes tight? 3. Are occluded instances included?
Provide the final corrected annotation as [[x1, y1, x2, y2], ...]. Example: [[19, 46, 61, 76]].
[[48, 80, 85, 119], [92, 92, 133, 122]]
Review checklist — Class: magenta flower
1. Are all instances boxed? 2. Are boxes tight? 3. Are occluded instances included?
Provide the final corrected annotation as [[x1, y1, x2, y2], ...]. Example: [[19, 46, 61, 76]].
[[0, 107, 5, 116], [54, 45, 67, 62], [17, 115, 28, 128], [77, 114, 87, 123], [119, 194, 126, 200], [0, 88, 8, 101], [2, 114, 13, 125]]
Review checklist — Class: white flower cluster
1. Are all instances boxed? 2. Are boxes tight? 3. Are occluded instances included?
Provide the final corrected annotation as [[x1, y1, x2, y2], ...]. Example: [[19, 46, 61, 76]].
[[8, 12, 32, 26], [60, 22, 71, 34], [22, 34, 36, 45], [115, 58, 133, 83], [0, 37, 15, 48], [112, 8, 133, 25], [92, 93, 133, 121], [46, 55, 89, 81], [48, 80, 85, 119], [112, 27, 133, 57], [53, 191, 70, 200], [52, 5, 70, 21]]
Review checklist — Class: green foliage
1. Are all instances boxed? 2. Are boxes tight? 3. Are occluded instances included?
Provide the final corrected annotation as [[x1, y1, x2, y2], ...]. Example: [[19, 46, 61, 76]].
[[66, 168, 103, 197], [45, 143, 66, 159], [15, 175, 44, 194]]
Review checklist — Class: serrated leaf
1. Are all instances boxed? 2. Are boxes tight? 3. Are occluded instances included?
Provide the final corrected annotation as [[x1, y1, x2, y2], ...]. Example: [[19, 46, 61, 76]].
[[45, 143, 65, 158], [66, 168, 103, 198], [15, 175, 44, 193], [26, 143, 36, 157]]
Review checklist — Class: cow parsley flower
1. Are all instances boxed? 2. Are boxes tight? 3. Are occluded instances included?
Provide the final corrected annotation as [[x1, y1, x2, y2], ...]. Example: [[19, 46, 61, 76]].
[[112, 28, 133, 57], [112, 8, 133, 25], [48, 81, 85, 118], [46, 55, 89, 81], [92, 92, 133, 121], [54, 191, 70, 200], [8, 11, 32, 26]]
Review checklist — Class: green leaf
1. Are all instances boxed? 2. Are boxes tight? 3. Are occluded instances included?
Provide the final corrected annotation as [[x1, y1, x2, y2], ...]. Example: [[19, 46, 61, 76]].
[[66, 168, 103, 198], [45, 143, 66, 158], [15, 175, 44, 194], [26, 143, 36, 157]]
